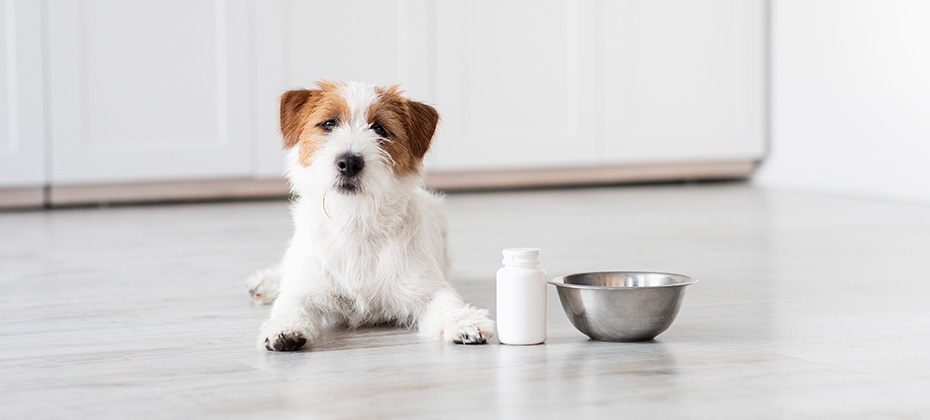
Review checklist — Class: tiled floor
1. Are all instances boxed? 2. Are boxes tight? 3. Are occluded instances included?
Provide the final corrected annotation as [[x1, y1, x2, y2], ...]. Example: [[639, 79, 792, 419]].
[[2, 183, 929, 419]]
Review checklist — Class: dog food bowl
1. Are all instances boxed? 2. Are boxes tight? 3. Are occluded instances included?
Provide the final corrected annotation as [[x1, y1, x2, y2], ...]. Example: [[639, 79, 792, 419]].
[[548, 271, 697, 342]]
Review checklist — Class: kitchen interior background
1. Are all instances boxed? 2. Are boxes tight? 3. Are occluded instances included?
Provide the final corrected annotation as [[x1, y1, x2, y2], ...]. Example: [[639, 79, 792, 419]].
[[1, 0, 928, 208]]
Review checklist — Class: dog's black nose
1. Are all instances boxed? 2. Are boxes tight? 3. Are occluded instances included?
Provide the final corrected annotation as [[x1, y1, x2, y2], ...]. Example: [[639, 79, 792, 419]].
[[336, 153, 364, 178]]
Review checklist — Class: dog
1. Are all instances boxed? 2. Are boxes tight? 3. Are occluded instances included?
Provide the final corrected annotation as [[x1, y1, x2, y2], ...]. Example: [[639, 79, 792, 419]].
[[246, 81, 495, 351]]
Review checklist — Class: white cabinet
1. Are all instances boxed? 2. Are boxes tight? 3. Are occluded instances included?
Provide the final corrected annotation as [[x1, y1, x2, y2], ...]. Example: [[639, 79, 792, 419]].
[[46, 0, 253, 185], [0, 0, 46, 188], [424, 0, 765, 170], [427, 0, 599, 171], [1, 0, 766, 205], [253, 0, 765, 174]]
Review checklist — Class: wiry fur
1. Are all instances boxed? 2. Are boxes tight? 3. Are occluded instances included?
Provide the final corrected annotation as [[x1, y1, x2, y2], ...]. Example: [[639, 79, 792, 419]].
[[247, 81, 495, 351]]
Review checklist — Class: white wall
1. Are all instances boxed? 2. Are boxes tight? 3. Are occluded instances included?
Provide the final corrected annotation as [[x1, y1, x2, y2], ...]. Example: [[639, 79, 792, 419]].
[[755, 0, 930, 202]]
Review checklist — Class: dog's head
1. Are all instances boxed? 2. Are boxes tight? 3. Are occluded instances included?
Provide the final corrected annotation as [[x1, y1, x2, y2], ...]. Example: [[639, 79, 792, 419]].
[[279, 81, 439, 197]]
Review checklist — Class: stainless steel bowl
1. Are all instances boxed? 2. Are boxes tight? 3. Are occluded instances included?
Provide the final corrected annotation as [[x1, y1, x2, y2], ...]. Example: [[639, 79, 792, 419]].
[[549, 272, 698, 342]]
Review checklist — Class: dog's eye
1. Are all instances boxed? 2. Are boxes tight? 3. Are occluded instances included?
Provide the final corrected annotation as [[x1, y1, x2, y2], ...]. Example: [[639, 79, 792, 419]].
[[370, 123, 388, 138], [320, 119, 337, 132]]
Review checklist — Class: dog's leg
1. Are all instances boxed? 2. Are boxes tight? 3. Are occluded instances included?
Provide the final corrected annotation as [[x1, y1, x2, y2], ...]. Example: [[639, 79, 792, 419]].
[[418, 289, 496, 344], [258, 291, 322, 351], [257, 251, 327, 351], [245, 264, 281, 305]]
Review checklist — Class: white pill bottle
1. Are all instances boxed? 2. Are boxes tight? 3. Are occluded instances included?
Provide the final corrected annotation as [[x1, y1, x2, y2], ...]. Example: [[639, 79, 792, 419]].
[[496, 247, 547, 345]]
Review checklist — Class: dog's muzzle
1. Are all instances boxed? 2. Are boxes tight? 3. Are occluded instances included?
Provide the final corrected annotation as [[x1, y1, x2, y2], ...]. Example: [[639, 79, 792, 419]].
[[335, 153, 363, 194]]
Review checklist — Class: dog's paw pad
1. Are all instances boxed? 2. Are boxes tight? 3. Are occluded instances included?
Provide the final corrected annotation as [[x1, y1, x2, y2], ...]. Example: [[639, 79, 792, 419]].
[[263, 332, 307, 352], [453, 333, 487, 345], [450, 321, 493, 345]]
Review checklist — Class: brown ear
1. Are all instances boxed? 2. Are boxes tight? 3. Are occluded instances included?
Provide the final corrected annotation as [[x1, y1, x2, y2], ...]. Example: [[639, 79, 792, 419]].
[[280, 89, 321, 149], [405, 100, 440, 159]]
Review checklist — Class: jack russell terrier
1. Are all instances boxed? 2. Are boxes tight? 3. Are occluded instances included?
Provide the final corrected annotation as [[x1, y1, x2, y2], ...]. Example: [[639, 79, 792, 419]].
[[246, 81, 495, 351]]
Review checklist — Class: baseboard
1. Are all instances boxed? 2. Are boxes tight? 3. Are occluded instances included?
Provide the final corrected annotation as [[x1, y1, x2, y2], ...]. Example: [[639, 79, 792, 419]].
[[425, 160, 757, 190], [2, 160, 756, 208], [48, 179, 291, 207], [0, 187, 45, 209]]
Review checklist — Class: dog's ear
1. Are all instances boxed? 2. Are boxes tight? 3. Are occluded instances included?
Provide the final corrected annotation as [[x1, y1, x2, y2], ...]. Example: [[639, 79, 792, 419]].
[[280, 89, 321, 149], [405, 100, 440, 159]]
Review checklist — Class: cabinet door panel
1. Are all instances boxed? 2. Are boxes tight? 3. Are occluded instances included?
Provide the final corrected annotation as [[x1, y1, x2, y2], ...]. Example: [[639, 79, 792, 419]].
[[428, 0, 597, 171], [47, 0, 252, 184], [0, 0, 45, 188], [601, 0, 766, 163]]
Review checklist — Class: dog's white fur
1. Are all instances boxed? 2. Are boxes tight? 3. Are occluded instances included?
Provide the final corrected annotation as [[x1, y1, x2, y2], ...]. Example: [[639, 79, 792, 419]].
[[247, 81, 495, 351]]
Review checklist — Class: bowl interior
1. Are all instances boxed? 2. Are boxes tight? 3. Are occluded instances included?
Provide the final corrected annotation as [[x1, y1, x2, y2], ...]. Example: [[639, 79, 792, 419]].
[[556, 271, 695, 288]]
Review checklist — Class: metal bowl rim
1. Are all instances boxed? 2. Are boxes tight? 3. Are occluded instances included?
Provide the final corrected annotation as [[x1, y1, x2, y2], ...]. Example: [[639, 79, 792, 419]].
[[548, 271, 699, 290]]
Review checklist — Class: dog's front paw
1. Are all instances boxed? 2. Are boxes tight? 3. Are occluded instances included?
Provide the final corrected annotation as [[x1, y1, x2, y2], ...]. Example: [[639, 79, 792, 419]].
[[418, 292, 497, 345], [258, 317, 310, 351], [450, 315, 496, 345], [261, 331, 307, 352], [245, 265, 281, 305]]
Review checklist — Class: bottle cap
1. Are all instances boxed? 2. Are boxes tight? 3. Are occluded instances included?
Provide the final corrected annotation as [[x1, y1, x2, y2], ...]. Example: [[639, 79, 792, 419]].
[[502, 248, 540, 258]]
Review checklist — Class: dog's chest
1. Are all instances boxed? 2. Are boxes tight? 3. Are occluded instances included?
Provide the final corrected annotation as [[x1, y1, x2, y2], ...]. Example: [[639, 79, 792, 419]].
[[316, 232, 422, 321], [317, 226, 408, 291]]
